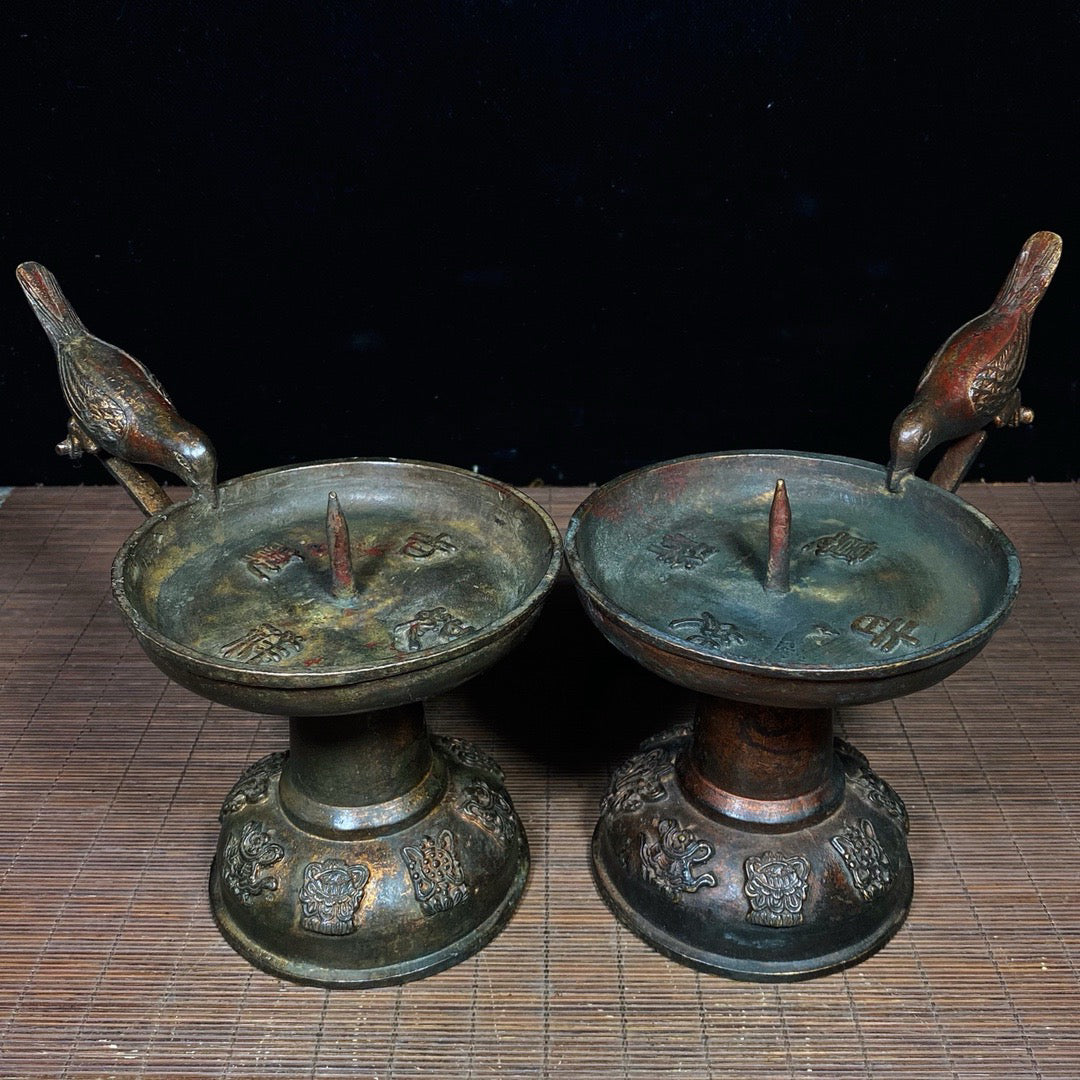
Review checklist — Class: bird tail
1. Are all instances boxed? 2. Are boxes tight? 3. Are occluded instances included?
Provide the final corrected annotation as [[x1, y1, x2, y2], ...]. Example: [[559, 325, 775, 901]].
[[993, 231, 1063, 314], [15, 262, 89, 345]]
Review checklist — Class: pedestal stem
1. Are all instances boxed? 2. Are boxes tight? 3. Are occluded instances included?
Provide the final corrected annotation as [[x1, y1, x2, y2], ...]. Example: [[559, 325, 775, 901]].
[[678, 695, 843, 828], [278, 704, 444, 838]]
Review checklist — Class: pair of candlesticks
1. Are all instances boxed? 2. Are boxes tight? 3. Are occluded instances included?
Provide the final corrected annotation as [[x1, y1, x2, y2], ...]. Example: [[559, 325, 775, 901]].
[[15, 231, 1059, 987]]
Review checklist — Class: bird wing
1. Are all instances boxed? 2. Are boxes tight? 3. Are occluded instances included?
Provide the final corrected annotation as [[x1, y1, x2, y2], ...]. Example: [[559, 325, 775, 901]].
[[60, 356, 132, 449], [61, 330, 185, 452], [125, 348, 175, 408], [968, 324, 1027, 415]]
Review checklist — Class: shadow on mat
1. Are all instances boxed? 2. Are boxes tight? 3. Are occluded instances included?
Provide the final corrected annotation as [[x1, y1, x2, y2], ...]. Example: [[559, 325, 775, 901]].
[[458, 577, 693, 774]]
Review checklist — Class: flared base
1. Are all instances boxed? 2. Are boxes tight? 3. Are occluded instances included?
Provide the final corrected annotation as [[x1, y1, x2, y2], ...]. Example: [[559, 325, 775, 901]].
[[592, 726, 912, 981], [209, 735, 528, 988]]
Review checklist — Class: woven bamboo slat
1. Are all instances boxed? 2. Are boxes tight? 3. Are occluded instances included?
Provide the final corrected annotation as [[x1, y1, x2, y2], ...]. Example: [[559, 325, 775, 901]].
[[0, 483, 1077, 1078]]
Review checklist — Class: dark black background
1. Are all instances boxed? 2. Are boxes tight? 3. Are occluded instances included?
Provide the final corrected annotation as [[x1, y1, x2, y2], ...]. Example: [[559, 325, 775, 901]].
[[4, 4, 1078, 488]]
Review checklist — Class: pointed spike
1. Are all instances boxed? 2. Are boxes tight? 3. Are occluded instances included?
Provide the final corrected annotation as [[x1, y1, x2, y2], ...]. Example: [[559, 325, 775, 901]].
[[764, 478, 791, 593], [326, 491, 356, 599]]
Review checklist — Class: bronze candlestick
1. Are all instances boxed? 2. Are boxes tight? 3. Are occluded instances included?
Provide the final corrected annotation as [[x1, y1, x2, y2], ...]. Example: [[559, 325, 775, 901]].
[[18, 263, 562, 988], [566, 232, 1057, 980]]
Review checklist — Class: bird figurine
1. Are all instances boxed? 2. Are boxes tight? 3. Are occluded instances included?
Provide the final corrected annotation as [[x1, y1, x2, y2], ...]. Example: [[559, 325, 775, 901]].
[[16, 262, 218, 505], [886, 230, 1061, 492]]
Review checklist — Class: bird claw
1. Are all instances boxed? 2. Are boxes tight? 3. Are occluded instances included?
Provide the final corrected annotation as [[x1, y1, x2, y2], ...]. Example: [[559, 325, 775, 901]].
[[55, 434, 82, 458], [56, 419, 99, 458], [992, 404, 1035, 428]]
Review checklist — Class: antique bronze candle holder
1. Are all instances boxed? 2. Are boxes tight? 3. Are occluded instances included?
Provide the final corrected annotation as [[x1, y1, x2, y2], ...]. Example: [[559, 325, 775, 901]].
[[565, 232, 1059, 980], [17, 263, 562, 988]]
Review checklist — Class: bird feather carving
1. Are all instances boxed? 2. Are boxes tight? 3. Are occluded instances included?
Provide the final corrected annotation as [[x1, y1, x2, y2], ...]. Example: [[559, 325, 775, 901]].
[[968, 324, 1027, 414], [60, 361, 131, 445]]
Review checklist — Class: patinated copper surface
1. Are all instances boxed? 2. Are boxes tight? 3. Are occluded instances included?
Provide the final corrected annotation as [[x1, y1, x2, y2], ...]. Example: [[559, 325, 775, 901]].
[[567, 454, 1016, 979], [113, 458, 560, 717], [566, 234, 1050, 979], [568, 452, 1019, 708], [18, 263, 562, 988], [16, 261, 218, 508], [887, 231, 1061, 491]]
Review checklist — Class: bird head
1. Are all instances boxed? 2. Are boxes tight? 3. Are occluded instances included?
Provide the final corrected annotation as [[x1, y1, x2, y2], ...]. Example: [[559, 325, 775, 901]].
[[170, 427, 219, 507], [886, 403, 937, 492]]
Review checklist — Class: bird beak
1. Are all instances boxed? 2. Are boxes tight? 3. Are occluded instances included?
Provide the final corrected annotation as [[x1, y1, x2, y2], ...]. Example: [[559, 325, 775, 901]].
[[885, 465, 911, 493]]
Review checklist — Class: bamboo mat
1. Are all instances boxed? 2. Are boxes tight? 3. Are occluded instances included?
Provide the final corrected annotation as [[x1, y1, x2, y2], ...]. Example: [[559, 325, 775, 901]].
[[0, 482, 1078, 1079]]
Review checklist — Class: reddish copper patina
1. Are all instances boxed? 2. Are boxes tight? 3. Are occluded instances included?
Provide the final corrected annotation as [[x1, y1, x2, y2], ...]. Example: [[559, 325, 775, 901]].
[[764, 478, 791, 593], [16, 261, 218, 507], [888, 231, 1061, 490]]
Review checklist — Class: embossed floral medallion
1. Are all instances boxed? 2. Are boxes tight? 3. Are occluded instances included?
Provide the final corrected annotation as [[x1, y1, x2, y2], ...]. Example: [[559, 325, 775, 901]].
[[831, 818, 893, 900], [743, 851, 811, 927], [402, 830, 470, 915], [299, 859, 370, 935]]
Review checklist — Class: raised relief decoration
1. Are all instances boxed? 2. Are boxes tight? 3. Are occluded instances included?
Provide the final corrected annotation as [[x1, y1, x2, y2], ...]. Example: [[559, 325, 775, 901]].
[[460, 779, 518, 844], [222, 821, 285, 902], [402, 531, 457, 558], [639, 723, 693, 751], [393, 607, 476, 653], [600, 748, 676, 816], [432, 735, 505, 782], [640, 818, 719, 900], [834, 738, 870, 772], [69, 365, 129, 439], [220, 623, 304, 664], [670, 612, 746, 650], [850, 614, 921, 652], [299, 859, 370, 936], [219, 751, 288, 821], [848, 771, 909, 833], [835, 743, 910, 834], [802, 531, 878, 564], [649, 532, 718, 570], [402, 830, 470, 915], [744, 851, 811, 927], [831, 818, 893, 900], [243, 543, 303, 580], [805, 623, 839, 646]]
